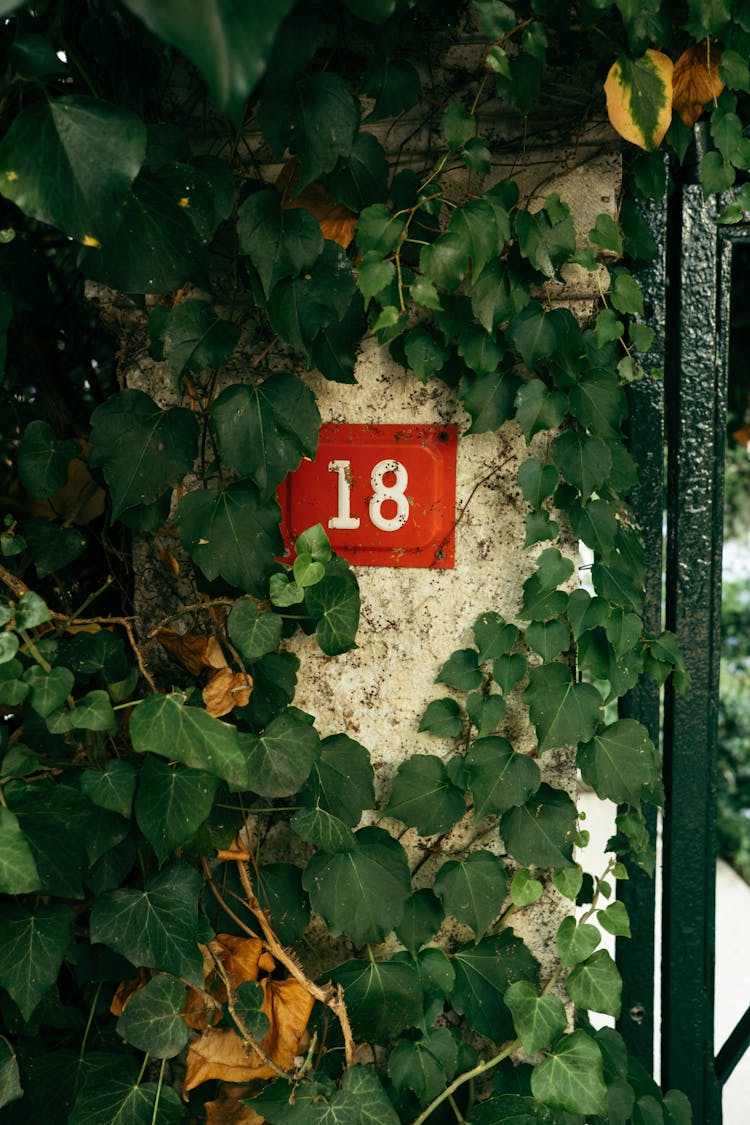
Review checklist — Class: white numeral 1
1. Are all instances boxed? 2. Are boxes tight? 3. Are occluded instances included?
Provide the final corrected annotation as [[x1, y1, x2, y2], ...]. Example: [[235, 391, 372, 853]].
[[327, 460, 361, 529], [370, 459, 409, 531]]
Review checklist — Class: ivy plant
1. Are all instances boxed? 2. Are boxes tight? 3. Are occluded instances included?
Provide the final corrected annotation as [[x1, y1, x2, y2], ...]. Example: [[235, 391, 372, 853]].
[[0, 0, 745, 1122]]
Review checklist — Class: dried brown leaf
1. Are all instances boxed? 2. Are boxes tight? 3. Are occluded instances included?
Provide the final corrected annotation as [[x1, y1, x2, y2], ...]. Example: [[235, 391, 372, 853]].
[[183, 978, 314, 1092], [203, 667, 253, 718], [211, 933, 275, 991], [26, 439, 105, 525], [205, 1091, 264, 1125], [156, 628, 228, 676], [672, 41, 725, 126], [277, 160, 357, 248], [110, 968, 149, 1016]]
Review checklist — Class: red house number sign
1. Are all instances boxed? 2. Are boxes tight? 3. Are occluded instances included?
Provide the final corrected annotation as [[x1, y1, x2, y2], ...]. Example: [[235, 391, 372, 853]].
[[279, 423, 458, 568]]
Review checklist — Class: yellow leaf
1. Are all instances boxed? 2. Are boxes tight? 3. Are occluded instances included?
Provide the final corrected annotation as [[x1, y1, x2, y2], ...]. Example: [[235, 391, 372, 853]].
[[604, 49, 674, 151], [672, 41, 724, 127], [205, 1093, 264, 1125]]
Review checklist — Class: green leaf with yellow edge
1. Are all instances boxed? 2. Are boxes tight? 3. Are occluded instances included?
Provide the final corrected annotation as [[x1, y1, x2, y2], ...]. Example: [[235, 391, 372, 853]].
[[531, 1030, 608, 1116], [604, 50, 673, 151]]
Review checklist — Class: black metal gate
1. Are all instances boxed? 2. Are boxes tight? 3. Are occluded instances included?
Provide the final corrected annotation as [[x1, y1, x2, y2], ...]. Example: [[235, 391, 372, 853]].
[[615, 128, 750, 1123]]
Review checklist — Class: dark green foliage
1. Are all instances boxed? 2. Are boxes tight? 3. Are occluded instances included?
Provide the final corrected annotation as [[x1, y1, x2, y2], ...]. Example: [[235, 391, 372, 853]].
[[0, 0, 722, 1119]]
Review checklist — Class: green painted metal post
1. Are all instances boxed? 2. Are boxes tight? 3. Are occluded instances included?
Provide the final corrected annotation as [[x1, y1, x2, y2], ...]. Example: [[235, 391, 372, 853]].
[[617, 192, 667, 1073], [661, 144, 725, 1122]]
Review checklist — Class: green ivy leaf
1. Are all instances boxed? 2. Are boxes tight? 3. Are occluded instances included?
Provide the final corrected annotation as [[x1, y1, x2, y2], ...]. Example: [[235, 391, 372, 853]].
[[504, 980, 567, 1054], [436, 648, 482, 691], [68, 690, 116, 732], [237, 189, 323, 298], [290, 72, 360, 189], [299, 733, 374, 826], [510, 867, 543, 907], [567, 589, 610, 640], [501, 783, 578, 868], [0, 1035, 22, 1110], [551, 430, 612, 500], [24, 520, 87, 578], [254, 1064, 400, 1125], [451, 931, 538, 1042], [434, 850, 507, 937], [449, 199, 508, 277], [473, 613, 519, 663], [395, 889, 444, 954], [465, 692, 505, 737], [515, 207, 576, 278], [589, 213, 623, 254], [556, 915, 600, 966], [325, 131, 388, 211], [569, 499, 618, 554], [89, 390, 198, 522], [234, 980, 270, 1039], [121, 0, 294, 124], [302, 826, 411, 943], [465, 736, 540, 821], [175, 482, 282, 596], [68, 1055, 182, 1125], [0, 807, 41, 895], [268, 242, 355, 359], [358, 251, 395, 305], [240, 709, 320, 797], [305, 572, 361, 656], [227, 599, 283, 663], [23, 666, 74, 718], [598, 900, 631, 938], [515, 380, 568, 444], [384, 755, 466, 835], [0, 95, 145, 243], [492, 652, 527, 694], [441, 102, 475, 152], [210, 375, 320, 501], [0, 903, 73, 1019], [577, 719, 659, 805], [90, 861, 203, 984], [524, 664, 603, 752], [162, 299, 239, 380], [552, 865, 583, 900], [357, 203, 405, 255], [530, 1030, 608, 1116], [518, 459, 558, 510], [526, 620, 570, 662], [130, 692, 248, 788], [116, 975, 188, 1059], [290, 805, 356, 852], [134, 756, 218, 862], [568, 372, 624, 438], [458, 325, 503, 376], [388, 1030, 455, 1107], [420, 231, 469, 291], [566, 949, 622, 1017], [81, 166, 208, 293], [405, 325, 449, 380], [17, 421, 77, 500], [419, 697, 463, 738], [81, 761, 136, 818], [459, 369, 522, 434]]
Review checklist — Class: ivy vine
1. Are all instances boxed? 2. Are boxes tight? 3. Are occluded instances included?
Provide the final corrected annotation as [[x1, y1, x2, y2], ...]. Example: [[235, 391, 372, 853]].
[[0, 0, 746, 1122]]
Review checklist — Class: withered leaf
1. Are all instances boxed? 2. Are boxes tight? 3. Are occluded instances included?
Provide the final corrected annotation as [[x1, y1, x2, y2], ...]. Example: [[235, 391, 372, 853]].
[[203, 667, 253, 718], [673, 41, 725, 127], [156, 628, 228, 676], [183, 978, 314, 1091], [277, 160, 357, 248]]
